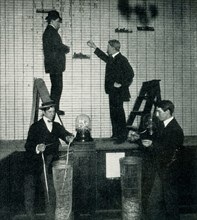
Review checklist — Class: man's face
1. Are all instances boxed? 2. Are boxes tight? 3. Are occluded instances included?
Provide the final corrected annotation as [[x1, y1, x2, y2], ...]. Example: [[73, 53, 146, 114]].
[[51, 18, 61, 30], [155, 107, 169, 121], [43, 107, 56, 121], [107, 44, 114, 55]]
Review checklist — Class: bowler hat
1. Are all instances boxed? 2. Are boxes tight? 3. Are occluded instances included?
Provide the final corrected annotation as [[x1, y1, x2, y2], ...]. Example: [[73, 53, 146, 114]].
[[45, 10, 62, 23], [39, 100, 56, 110]]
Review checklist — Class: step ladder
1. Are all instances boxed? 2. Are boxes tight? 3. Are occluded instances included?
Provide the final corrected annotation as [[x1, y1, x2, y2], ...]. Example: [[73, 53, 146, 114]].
[[127, 79, 161, 132], [30, 78, 64, 126]]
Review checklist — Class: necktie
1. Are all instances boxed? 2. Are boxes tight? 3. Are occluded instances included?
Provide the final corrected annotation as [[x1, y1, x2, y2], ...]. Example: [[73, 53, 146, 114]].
[[159, 122, 165, 135]]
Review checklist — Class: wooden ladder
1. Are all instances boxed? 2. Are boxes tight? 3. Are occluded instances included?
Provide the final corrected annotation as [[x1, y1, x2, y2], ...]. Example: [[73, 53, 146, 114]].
[[127, 79, 161, 131], [30, 78, 64, 126]]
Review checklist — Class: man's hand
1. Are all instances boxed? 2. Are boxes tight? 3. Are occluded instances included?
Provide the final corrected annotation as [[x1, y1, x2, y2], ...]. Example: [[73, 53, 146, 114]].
[[65, 45, 70, 54], [141, 139, 152, 147], [36, 143, 46, 153], [114, 82, 122, 88], [87, 40, 97, 49], [66, 135, 75, 144]]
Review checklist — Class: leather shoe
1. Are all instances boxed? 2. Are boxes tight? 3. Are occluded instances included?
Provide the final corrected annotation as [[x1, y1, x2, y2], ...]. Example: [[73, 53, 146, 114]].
[[110, 135, 117, 140], [57, 110, 65, 115]]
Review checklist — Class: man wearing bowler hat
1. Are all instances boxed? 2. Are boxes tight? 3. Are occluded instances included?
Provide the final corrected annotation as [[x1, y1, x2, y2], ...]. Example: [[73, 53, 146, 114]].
[[43, 10, 70, 116], [24, 100, 74, 220]]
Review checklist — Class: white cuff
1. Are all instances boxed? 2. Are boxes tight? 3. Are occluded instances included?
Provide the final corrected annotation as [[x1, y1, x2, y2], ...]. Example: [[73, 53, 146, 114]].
[[36, 145, 40, 154]]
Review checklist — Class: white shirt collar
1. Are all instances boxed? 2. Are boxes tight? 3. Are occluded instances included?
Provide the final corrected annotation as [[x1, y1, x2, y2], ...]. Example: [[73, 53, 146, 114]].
[[112, 52, 119, 58], [43, 116, 53, 132], [49, 24, 56, 29], [163, 116, 174, 127], [43, 116, 52, 123]]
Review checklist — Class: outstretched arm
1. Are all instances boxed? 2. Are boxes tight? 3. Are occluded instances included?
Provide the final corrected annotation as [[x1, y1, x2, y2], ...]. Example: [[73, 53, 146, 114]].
[[87, 40, 109, 63], [87, 40, 97, 49], [56, 123, 75, 144]]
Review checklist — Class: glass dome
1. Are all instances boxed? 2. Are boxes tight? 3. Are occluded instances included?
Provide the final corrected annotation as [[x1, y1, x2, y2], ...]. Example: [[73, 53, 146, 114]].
[[75, 114, 93, 142], [75, 114, 91, 131]]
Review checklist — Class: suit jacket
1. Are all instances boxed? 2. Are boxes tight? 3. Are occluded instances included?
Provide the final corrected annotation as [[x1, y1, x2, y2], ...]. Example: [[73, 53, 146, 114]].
[[94, 48, 134, 101], [42, 25, 70, 74], [24, 118, 72, 174], [153, 118, 184, 171]]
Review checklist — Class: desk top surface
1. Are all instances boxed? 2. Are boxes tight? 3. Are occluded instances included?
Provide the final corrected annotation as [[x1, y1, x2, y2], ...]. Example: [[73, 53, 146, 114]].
[[0, 136, 196, 152]]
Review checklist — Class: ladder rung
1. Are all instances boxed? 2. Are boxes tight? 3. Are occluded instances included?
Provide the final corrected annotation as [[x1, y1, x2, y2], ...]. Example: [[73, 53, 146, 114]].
[[138, 95, 149, 99], [126, 125, 138, 131], [130, 111, 144, 115]]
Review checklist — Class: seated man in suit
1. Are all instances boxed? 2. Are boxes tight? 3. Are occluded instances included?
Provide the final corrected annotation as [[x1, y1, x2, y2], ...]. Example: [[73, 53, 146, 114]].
[[142, 100, 184, 220], [24, 100, 74, 220]]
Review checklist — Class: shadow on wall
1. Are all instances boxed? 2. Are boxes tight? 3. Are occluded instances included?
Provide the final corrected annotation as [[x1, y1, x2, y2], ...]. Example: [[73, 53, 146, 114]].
[[118, 0, 158, 26], [178, 147, 197, 213], [0, 152, 45, 220]]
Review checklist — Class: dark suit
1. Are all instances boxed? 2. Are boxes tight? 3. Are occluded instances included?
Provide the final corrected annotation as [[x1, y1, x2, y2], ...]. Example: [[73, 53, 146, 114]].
[[94, 48, 134, 139], [147, 118, 184, 220], [42, 25, 70, 110], [24, 118, 72, 220]]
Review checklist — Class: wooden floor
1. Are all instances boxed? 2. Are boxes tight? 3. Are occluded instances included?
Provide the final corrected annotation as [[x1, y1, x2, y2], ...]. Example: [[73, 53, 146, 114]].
[[12, 212, 197, 220]]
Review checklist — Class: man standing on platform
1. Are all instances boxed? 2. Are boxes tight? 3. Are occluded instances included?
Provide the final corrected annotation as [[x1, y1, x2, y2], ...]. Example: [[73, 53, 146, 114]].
[[24, 100, 74, 220], [43, 10, 70, 116], [87, 39, 134, 144], [144, 100, 184, 220]]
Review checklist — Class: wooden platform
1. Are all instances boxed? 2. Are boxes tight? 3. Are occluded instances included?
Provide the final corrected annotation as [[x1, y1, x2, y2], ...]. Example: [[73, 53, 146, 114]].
[[0, 135, 196, 152], [12, 212, 197, 220]]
